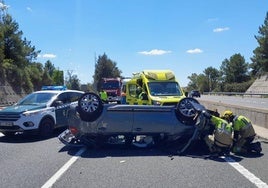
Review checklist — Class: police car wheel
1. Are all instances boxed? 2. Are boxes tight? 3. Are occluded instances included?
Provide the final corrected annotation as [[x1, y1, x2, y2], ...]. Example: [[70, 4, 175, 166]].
[[176, 97, 199, 125], [77, 92, 103, 122], [39, 118, 54, 138]]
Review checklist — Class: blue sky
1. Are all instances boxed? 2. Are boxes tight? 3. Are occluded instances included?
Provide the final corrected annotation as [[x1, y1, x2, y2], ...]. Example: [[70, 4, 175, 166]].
[[1, 0, 267, 87]]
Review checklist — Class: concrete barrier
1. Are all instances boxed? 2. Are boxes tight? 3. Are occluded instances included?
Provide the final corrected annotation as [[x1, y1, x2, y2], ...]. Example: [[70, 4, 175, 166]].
[[198, 99, 268, 129]]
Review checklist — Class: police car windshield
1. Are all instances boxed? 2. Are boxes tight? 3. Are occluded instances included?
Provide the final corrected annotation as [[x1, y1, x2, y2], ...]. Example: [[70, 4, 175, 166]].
[[17, 93, 57, 105], [148, 82, 182, 96]]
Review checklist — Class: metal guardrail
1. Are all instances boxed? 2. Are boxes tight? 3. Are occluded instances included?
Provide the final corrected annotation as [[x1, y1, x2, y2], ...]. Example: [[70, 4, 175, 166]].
[[203, 92, 268, 98], [0, 101, 16, 109]]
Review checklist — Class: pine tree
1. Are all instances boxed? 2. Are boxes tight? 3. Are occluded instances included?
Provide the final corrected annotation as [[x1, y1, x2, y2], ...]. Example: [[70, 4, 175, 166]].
[[250, 12, 268, 76]]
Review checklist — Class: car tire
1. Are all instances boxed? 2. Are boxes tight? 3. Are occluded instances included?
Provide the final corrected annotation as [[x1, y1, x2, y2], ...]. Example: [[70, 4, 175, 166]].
[[176, 97, 199, 125], [39, 118, 54, 138], [77, 92, 103, 122]]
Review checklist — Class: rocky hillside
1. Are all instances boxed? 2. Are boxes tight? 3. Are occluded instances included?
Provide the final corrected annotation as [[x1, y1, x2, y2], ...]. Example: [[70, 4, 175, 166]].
[[0, 80, 27, 106]]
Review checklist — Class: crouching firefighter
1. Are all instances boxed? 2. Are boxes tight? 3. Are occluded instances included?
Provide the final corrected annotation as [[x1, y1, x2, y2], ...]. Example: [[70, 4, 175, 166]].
[[222, 110, 261, 154], [202, 111, 233, 155]]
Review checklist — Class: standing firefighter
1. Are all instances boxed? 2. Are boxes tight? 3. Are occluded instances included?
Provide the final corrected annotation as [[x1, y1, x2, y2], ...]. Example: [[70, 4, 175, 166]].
[[222, 110, 257, 154], [99, 89, 108, 103], [203, 111, 233, 155]]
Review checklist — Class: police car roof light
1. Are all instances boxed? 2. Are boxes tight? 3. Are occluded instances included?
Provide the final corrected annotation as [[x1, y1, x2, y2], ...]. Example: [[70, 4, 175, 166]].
[[41, 85, 67, 90]]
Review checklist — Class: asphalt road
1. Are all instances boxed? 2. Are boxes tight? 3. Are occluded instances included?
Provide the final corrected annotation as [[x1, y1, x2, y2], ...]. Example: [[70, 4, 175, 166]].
[[0, 132, 268, 188], [199, 95, 268, 110]]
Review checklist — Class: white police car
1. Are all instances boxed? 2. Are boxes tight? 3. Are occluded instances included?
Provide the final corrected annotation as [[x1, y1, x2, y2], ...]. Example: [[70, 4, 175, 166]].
[[0, 86, 84, 137]]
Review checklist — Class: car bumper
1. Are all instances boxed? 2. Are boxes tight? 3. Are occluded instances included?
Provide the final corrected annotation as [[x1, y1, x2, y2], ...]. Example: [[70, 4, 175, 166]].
[[58, 129, 84, 147]]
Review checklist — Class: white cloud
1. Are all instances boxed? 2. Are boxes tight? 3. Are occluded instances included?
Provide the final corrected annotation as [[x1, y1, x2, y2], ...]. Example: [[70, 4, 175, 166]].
[[186, 48, 203, 54], [138, 49, 171, 55], [26, 7, 32, 12], [213, 27, 230, 32], [38, 54, 57, 59], [207, 18, 218, 22], [0, 2, 9, 10]]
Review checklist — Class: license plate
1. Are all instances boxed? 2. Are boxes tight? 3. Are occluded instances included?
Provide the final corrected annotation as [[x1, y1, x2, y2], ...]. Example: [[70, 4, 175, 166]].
[[0, 122, 13, 126]]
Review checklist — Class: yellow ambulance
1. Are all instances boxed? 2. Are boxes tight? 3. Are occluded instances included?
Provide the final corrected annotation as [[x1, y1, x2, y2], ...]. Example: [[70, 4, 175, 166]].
[[125, 70, 185, 106]]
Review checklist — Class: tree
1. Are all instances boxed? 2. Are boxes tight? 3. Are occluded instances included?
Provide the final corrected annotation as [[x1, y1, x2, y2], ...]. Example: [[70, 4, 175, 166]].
[[250, 12, 268, 76], [187, 73, 199, 90], [220, 53, 249, 83], [52, 70, 64, 86], [2, 14, 39, 68], [42, 70, 53, 86], [0, 2, 66, 93], [44, 60, 55, 77], [44, 60, 63, 85], [187, 73, 208, 92], [0, 10, 40, 92], [28, 62, 44, 91], [65, 70, 80, 90], [203, 67, 220, 92], [93, 53, 122, 91]]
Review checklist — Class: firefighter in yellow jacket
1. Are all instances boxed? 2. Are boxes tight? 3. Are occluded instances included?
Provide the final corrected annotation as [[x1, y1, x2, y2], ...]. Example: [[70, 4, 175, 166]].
[[203, 111, 233, 154], [99, 89, 108, 103], [222, 110, 256, 154]]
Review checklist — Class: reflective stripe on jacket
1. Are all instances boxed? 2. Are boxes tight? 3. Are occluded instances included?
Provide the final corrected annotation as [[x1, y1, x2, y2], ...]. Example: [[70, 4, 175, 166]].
[[211, 116, 233, 148], [232, 115, 255, 138]]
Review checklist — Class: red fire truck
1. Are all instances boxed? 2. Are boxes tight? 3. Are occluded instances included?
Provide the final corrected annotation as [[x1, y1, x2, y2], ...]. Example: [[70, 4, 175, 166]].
[[101, 77, 122, 104]]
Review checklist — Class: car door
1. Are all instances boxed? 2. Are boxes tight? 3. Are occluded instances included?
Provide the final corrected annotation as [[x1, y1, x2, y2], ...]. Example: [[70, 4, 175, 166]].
[[54, 92, 69, 127], [132, 106, 175, 134], [98, 105, 133, 134]]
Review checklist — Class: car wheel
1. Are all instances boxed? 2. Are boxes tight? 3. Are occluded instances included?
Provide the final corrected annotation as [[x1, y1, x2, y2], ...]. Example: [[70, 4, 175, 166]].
[[77, 92, 103, 122], [39, 118, 54, 138], [176, 97, 199, 125]]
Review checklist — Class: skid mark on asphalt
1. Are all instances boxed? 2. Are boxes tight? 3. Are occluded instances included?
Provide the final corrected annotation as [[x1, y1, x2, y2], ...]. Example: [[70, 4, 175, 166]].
[[41, 147, 87, 188], [223, 156, 268, 188]]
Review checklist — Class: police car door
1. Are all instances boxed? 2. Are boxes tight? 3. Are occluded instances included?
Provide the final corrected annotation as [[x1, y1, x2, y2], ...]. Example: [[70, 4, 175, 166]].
[[54, 92, 69, 128]]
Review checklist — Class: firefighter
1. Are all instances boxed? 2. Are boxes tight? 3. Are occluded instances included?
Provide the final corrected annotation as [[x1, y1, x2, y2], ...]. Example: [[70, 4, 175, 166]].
[[203, 111, 233, 155], [222, 110, 256, 154], [99, 89, 108, 103]]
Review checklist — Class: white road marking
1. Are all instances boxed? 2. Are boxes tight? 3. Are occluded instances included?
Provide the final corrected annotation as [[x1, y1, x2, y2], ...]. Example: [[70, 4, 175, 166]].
[[223, 156, 268, 188], [41, 147, 87, 188], [40, 146, 268, 188]]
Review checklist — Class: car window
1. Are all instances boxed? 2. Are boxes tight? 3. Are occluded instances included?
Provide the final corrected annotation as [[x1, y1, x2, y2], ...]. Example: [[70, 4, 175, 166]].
[[18, 93, 57, 105], [68, 92, 83, 102], [56, 93, 69, 104], [121, 84, 126, 93], [128, 84, 138, 98]]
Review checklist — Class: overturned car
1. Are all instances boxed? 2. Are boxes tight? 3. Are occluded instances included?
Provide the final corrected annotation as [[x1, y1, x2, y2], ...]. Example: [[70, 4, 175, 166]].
[[59, 92, 212, 148]]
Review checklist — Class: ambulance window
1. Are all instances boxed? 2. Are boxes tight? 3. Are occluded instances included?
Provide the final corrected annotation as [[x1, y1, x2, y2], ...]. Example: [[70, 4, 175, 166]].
[[128, 84, 137, 97]]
